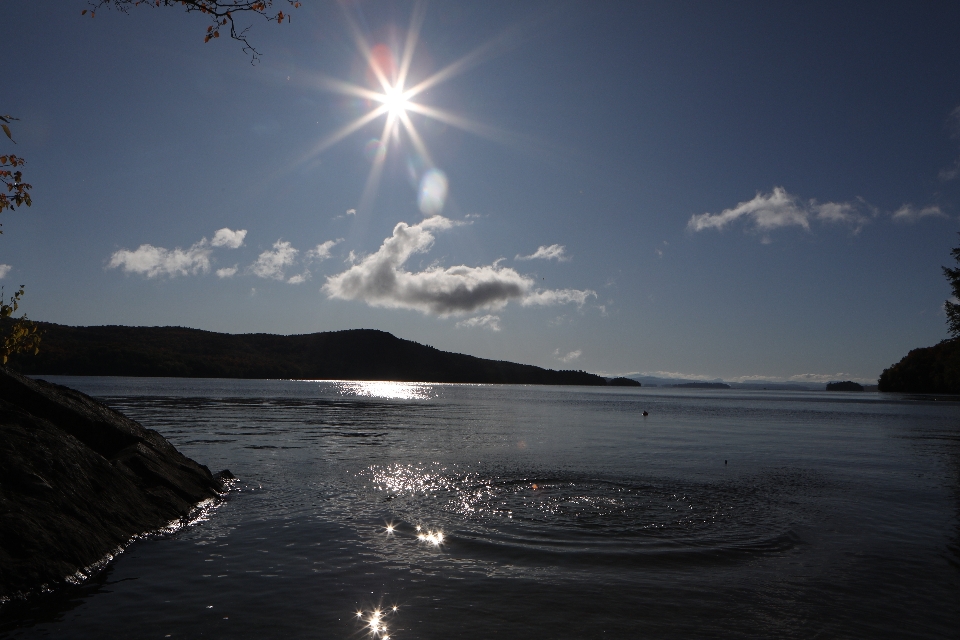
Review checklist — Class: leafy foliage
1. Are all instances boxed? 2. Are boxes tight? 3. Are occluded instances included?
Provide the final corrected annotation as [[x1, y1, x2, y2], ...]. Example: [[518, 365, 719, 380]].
[[944, 232, 960, 338], [0, 116, 32, 219], [0, 286, 40, 365], [0, 116, 38, 364], [84, 0, 301, 63]]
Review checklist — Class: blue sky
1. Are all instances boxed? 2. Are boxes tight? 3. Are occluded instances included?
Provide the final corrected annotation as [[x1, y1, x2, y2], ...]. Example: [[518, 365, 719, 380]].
[[4, 1, 960, 383]]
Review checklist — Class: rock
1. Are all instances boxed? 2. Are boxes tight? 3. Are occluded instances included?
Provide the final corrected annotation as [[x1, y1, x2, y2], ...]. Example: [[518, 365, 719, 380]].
[[826, 381, 864, 391], [0, 367, 226, 600]]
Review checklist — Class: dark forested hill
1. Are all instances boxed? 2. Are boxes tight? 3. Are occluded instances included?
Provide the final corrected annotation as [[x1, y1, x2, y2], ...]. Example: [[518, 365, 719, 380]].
[[4, 323, 607, 386], [877, 339, 960, 394]]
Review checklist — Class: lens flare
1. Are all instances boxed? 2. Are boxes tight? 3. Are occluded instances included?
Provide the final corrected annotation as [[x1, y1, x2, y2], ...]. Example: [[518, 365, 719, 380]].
[[418, 169, 448, 216]]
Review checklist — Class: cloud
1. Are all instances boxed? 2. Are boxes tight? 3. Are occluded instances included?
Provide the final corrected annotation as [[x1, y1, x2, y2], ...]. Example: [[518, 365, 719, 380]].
[[216, 266, 238, 278], [211, 228, 247, 248], [812, 201, 869, 229], [0, 264, 10, 279], [346, 208, 357, 215], [688, 187, 873, 237], [287, 271, 310, 284], [250, 240, 299, 280], [323, 216, 595, 316], [522, 288, 596, 307], [554, 348, 582, 363], [307, 239, 343, 261], [516, 244, 569, 261], [456, 314, 501, 331], [108, 240, 213, 278], [891, 204, 945, 223], [108, 228, 246, 278]]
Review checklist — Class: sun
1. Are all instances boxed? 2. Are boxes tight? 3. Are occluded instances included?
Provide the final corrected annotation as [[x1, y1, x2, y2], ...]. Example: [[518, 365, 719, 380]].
[[380, 86, 408, 117], [297, 2, 518, 217]]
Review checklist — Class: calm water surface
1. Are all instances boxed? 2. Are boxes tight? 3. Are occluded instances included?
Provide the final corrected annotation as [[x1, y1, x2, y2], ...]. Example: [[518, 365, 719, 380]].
[[2, 378, 958, 638]]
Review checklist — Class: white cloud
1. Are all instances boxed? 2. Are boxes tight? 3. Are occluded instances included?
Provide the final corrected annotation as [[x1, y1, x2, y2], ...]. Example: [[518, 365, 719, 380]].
[[108, 228, 246, 278], [211, 228, 247, 248], [307, 239, 343, 261], [346, 208, 357, 215], [891, 204, 945, 223], [250, 240, 299, 280], [0, 264, 10, 279], [108, 240, 212, 278], [688, 187, 810, 233], [688, 187, 871, 237], [522, 288, 596, 307], [516, 244, 569, 261], [812, 201, 868, 230], [456, 314, 501, 331], [287, 271, 310, 284], [554, 348, 582, 363], [323, 216, 595, 316], [216, 266, 238, 278]]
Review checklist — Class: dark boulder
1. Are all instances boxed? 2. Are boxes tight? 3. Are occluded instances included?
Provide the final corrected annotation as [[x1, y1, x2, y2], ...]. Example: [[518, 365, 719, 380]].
[[0, 368, 226, 600]]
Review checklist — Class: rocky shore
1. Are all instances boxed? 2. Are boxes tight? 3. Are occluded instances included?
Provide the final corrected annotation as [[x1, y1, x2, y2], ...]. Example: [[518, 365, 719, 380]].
[[0, 368, 229, 600]]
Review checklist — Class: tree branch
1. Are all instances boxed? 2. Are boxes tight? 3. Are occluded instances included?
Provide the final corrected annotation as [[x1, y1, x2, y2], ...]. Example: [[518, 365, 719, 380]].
[[85, 0, 301, 63]]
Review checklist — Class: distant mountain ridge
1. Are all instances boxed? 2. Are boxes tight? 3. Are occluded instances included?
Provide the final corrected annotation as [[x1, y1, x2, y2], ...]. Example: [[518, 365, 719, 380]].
[[4, 323, 607, 386]]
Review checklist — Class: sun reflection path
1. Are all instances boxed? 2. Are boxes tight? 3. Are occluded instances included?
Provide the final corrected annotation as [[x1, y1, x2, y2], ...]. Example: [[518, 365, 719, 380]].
[[302, 1, 523, 216], [334, 380, 433, 400]]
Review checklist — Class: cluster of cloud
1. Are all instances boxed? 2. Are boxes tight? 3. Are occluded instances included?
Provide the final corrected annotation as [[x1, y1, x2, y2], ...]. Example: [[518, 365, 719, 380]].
[[688, 187, 944, 240], [244, 238, 343, 283], [516, 244, 569, 261], [250, 240, 299, 280], [108, 228, 248, 278], [554, 348, 582, 363], [456, 314, 501, 331], [687, 188, 869, 236], [0, 264, 11, 279], [891, 204, 944, 223], [322, 216, 595, 316], [109, 228, 346, 285]]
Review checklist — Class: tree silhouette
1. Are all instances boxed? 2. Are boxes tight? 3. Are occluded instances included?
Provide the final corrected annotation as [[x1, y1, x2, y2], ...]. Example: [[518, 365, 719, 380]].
[[944, 233, 960, 338]]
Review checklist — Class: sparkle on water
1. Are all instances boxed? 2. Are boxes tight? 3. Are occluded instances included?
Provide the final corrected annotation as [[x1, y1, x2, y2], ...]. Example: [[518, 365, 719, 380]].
[[333, 381, 434, 400]]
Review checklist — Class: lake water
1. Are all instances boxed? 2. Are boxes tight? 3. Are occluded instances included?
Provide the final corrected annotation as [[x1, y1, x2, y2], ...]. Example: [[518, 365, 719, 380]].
[[1, 378, 958, 639]]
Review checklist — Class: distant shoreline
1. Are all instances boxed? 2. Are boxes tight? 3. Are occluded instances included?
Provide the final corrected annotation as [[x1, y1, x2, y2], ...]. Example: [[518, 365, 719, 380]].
[[5, 323, 608, 387]]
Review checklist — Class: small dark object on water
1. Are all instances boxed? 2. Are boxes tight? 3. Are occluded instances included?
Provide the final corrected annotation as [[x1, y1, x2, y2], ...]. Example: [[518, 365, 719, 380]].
[[725, 460, 727, 465], [642, 411, 649, 416]]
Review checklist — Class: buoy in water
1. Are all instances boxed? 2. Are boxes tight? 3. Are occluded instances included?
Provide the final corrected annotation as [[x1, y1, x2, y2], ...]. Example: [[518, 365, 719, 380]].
[[642, 411, 649, 416]]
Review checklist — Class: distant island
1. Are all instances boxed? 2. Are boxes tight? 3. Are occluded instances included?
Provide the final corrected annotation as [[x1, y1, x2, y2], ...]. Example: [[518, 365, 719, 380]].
[[672, 382, 731, 389], [608, 377, 641, 387], [826, 381, 864, 391], [878, 339, 960, 394], [4, 322, 611, 386]]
